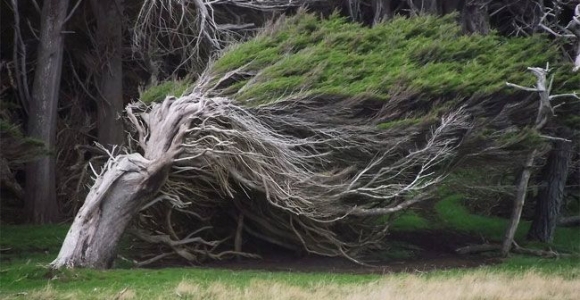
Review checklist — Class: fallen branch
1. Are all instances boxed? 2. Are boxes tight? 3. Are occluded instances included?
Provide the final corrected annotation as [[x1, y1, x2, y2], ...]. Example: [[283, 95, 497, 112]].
[[456, 242, 574, 258], [558, 216, 580, 227]]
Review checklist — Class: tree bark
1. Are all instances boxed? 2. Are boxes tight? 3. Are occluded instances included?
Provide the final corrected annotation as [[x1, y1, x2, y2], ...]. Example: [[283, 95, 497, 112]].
[[528, 134, 573, 242], [501, 149, 536, 256], [51, 153, 171, 268], [52, 93, 194, 268], [91, 0, 125, 147], [501, 64, 574, 256], [25, 0, 70, 223]]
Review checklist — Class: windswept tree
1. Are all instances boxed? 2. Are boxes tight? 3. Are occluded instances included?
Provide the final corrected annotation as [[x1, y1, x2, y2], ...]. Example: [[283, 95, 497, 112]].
[[51, 12, 579, 268], [51, 71, 470, 269]]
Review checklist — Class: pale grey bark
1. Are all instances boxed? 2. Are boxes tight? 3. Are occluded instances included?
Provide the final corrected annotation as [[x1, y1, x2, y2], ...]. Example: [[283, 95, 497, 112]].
[[51, 153, 170, 268]]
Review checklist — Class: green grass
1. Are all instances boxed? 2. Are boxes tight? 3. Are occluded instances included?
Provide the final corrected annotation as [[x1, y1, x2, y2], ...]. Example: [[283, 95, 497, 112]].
[[435, 195, 580, 253], [2, 195, 579, 299], [139, 79, 192, 104], [0, 225, 379, 297], [0, 225, 69, 254], [212, 13, 579, 104], [389, 210, 430, 231]]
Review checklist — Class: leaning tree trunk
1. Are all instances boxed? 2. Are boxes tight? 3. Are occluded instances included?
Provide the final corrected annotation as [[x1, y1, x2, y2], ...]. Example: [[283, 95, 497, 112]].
[[51, 96, 193, 268], [25, 0, 70, 223], [50, 154, 171, 268], [91, 0, 125, 147], [527, 130, 573, 242]]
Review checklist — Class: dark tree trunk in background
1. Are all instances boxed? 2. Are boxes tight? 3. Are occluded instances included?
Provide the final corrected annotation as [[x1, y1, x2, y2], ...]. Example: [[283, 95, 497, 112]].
[[372, 0, 392, 24], [462, 0, 490, 34], [91, 0, 125, 148], [25, 0, 70, 223], [408, 0, 439, 15], [528, 129, 573, 242]]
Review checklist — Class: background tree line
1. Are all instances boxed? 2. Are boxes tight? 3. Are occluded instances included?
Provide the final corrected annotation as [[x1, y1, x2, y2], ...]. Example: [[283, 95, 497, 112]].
[[0, 0, 578, 246]]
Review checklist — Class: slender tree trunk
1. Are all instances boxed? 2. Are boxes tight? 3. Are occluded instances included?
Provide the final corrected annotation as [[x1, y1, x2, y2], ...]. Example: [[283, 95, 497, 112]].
[[91, 0, 125, 147], [502, 64, 571, 256], [25, 0, 70, 223], [528, 134, 573, 242]]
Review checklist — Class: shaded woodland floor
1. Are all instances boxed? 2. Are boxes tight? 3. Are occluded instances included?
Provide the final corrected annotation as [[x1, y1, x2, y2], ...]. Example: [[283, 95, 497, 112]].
[[201, 230, 498, 274]]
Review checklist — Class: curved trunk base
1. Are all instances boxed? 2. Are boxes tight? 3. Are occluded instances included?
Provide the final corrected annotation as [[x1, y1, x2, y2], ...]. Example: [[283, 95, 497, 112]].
[[51, 154, 169, 269]]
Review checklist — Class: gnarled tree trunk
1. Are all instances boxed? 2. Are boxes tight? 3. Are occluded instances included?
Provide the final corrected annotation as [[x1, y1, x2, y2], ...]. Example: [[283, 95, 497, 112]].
[[51, 95, 192, 268], [51, 78, 469, 268], [50, 154, 171, 268]]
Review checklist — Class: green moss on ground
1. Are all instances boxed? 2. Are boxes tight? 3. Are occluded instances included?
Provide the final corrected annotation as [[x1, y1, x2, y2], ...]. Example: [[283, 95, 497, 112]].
[[212, 13, 579, 104]]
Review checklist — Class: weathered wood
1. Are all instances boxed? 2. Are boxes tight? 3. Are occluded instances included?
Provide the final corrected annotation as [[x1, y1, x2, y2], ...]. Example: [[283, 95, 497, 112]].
[[456, 243, 572, 258], [501, 150, 537, 256], [456, 244, 500, 255], [51, 154, 171, 268], [51, 95, 194, 268], [501, 64, 577, 257]]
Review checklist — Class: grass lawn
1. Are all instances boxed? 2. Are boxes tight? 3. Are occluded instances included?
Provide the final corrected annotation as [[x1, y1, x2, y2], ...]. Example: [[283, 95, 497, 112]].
[[1, 196, 578, 299]]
